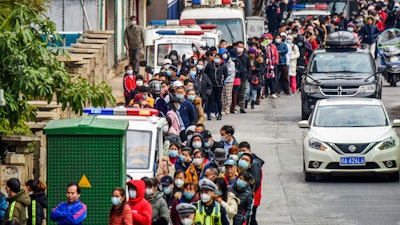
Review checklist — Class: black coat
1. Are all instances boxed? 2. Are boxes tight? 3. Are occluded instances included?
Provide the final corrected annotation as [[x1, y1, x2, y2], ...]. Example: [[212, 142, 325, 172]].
[[195, 71, 213, 103], [204, 63, 228, 87], [237, 53, 252, 81], [28, 191, 47, 225], [228, 184, 253, 225]]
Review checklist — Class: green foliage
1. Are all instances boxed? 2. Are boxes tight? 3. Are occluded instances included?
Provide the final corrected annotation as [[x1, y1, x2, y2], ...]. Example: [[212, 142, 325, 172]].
[[0, 0, 115, 134]]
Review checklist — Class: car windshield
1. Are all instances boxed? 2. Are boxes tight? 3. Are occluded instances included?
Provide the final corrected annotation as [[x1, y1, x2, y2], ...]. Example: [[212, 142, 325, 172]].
[[309, 53, 373, 73], [313, 105, 389, 127], [196, 19, 243, 45], [157, 44, 193, 66], [202, 37, 216, 48], [126, 130, 152, 169]]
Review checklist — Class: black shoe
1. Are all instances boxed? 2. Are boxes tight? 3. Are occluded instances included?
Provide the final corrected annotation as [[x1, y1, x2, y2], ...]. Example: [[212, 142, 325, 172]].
[[217, 114, 222, 120], [255, 99, 260, 105], [207, 115, 211, 120], [230, 110, 236, 114], [245, 100, 248, 109], [251, 101, 255, 109], [240, 108, 246, 113]]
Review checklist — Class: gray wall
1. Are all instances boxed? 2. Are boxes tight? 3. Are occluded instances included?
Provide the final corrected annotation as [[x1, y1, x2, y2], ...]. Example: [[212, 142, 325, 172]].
[[48, 0, 98, 31]]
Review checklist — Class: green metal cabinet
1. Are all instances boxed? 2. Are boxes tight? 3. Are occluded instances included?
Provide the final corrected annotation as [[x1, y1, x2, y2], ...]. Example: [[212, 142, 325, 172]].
[[44, 116, 128, 225]]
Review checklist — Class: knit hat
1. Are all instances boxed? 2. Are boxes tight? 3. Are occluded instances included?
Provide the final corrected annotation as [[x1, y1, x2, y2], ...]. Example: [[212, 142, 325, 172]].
[[347, 22, 356, 28], [7, 178, 20, 193], [248, 47, 257, 55]]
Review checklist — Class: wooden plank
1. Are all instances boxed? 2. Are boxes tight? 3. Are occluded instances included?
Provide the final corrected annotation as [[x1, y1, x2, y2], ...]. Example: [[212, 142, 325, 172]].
[[67, 48, 99, 53], [69, 53, 97, 59], [28, 101, 60, 109], [77, 39, 108, 44], [82, 33, 111, 39], [57, 55, 83, 62], [70, 43, 104, 49], [85, 30, 115, 35]]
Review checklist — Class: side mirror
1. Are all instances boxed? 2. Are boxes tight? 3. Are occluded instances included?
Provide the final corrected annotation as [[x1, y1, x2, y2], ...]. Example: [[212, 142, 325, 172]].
[[392, 119, 400, 127], [145, 66, 153, 74], [298, 120, 310, 128], [139, 60, 147, 67]]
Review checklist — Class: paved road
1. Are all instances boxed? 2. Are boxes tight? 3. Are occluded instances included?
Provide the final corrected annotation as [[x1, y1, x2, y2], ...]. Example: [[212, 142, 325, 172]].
[[204, 84, 400, 225]]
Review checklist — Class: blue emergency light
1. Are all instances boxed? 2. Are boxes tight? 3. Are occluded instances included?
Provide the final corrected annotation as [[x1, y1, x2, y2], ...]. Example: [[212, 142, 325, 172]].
[[83, 107, 159, 116], [156, 30, 204, 35], [292, 3, 328, 10], [149, 20, 196, 26]]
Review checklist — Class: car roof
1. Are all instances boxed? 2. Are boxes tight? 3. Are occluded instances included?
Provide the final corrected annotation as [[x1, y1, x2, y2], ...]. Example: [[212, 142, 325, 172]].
[[318, 98, 382, 106], [291, 10, 331, 16], [313, 47, 370, 53]]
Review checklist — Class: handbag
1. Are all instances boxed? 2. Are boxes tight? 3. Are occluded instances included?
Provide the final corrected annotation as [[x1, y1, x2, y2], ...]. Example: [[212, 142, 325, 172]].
[[233, 78, 241, 86]]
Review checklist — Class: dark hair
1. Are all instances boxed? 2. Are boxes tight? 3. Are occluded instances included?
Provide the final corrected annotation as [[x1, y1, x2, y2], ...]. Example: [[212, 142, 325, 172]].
[[25, 179, 47, 193], [240, 153, 253, 165], [183, 181, 198, 192], [219, 39, 227, 44], [215, 178, 228, 202], [220, 125, 234, 135], [67, 182, 80, 194], [193, 149, 205, 158], [125, 65, 133, 70], [109, 187, 127, 218], [141, 177, 157, 187], [238, 171, 252, 182], [136, 75, 144, 80], [130, 16, 136, 20], [138, 86, 148, 93], [165, 115, 172, 128], [169, 142, 180, 150], [237, 41, 244, 45], [174, 170, 186, 179], [238, 141, 251, 150]]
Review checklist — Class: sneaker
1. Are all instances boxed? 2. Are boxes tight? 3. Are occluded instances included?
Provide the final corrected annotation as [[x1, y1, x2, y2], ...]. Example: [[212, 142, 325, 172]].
[[271, 94, 278, 99], [225, 110, 230, 115], [230, 110, 237, 114], [240, 108, 246, 114], [221, 111, 226, 115]]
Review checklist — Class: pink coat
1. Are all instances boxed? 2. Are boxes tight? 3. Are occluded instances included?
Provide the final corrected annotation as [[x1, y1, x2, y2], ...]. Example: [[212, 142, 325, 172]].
[[167, 110, 181, 135]]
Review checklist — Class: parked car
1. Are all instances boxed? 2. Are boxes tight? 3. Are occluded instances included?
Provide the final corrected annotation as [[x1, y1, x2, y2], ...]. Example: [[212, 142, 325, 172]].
[[298, 98, 400, 182]]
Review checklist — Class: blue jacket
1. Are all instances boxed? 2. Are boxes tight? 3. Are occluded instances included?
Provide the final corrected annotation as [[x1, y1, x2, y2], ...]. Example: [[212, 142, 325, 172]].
[[178, 99, 196, 129], [276, 42, 288, 65], [174, 157, 191, 172], [0, 193, 7, 223], [50, 200, 87, 225], [359, 24, 381, 45]]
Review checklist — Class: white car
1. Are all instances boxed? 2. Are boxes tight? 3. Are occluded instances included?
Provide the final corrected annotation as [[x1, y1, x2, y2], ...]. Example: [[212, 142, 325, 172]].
[[298, 98, 400, 182]]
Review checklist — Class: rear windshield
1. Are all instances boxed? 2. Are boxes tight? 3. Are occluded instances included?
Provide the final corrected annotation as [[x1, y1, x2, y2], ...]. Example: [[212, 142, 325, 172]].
[[309, 53, 373, 74], [126, 130, 152, 169]]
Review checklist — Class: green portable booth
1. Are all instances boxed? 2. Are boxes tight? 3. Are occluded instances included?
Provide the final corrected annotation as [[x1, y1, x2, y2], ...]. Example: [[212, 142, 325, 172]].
[[44, 116, 129, 225]]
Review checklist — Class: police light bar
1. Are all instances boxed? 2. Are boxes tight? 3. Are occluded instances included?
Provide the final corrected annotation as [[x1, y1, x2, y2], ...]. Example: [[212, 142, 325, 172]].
[[199, 24, 218, 30], [149, 20, 196, 26], [156, 30, 204, 35], [83, 107, 159, 116], [292, 3, 328, 10]]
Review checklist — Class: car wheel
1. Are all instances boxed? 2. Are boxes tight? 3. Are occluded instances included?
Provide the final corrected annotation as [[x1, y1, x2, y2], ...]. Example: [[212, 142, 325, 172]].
[[305, 171, 316, 182], [388, 172, 399, 182], [391, 77, 397, 87]]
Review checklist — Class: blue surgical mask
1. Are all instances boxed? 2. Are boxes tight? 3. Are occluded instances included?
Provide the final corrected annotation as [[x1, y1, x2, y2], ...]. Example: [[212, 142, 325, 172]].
[[196, 65, 204, 70], [180, 154, 186, 162], [192, 141, 202, 149], [194, 60, 198, 65], [236, 178, 247, 189], [190, 71, 196, 79], [215, 189, 223, 196], [111, 197, 121, 206], [183, 192, 195, 199], [166, 70, 172, 76], [176, 94, 184, 100], [163, 186, 172, 195], [220, 136, 226, 142], [238, 159, 249, 169], [187, 95, 196, 101], [187, 135, 193, 141], [127, 70, 133, 75], [204, 141, 211, 148], [129, 190, 137, 199], [169, 150, 178, 157], [286, 40, 292, 44], [214, 58, 221, 64], [238, 151, 244, 158], [298, 42, 303, 47]]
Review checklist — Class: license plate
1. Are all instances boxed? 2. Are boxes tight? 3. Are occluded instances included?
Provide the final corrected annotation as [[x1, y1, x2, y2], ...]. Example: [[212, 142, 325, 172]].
[[340, 157, 365, 166]]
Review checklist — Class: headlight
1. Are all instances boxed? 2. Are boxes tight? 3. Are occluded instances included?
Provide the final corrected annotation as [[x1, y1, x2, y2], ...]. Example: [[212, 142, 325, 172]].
[[376, 137, 396, 150], [304, 85, 320, 94], [308, 138, 329, 151], [358, 84, 376, 93], [390, 56, 399, 62]]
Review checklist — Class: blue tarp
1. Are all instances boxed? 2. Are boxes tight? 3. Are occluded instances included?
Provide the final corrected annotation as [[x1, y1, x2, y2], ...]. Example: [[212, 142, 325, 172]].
[[167, 0, 179, 19]]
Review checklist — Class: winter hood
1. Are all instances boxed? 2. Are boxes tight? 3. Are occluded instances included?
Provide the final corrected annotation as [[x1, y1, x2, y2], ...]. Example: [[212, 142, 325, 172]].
[[7, 189, 31, 206], [126, 179, 145, 203]]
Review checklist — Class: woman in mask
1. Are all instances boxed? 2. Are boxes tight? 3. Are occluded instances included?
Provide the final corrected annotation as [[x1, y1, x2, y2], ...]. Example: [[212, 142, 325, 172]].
[[166, 97, 184, 136], [108, 187, 133, 225], [142, 178, 170, 225], [215, 178, 239, 225], [185, 149, 206, 183], [195, 60, 213, 112], [156, 143, 180, 182], [126, 179, 153, 225], [186, 89, 204, 124], [170, 182, 199, 225], [347, 23, 361, 47], [228, 171, 254, 225]]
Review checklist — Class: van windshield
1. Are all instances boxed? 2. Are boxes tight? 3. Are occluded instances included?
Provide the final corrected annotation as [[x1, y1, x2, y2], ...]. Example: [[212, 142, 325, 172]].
[[157, 44, 193, 66], [309, 53, 373, 74], [196, 19, 243, 45], [126, 130, 152, 169]]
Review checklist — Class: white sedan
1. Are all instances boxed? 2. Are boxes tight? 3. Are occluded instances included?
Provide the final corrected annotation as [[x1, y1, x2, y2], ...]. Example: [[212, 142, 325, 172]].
[[298, 98, 400, 182]]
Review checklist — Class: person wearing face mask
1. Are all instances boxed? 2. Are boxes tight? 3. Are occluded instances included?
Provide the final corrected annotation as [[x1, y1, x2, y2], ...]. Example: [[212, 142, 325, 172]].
[[237, 142, 264, 225], [236, 41, 252, 114], [138, 86, 154, 108], [194, 179, 230, 225], [159, 175, 175, 207], [142, 178, 170, 225], [170, 183, 199, 225], [169, 50, 181, 65], [199, 148, 227, 179], [187, 67, 200, 92], [124, 16, 144, 73], [228, 172, 253, 225], [287, 35, 300, 94], [174, 147, 193, 173], [222, 159, 238, 186], [128, 75, 145, 104], [247, 47, 264, 109], [214, 178, 239, 225], [175, 203, 197, 225], [295, 39, 312, 92], [237, 153, 256, 192], [220, 49, 236, 115], [274, 34, 291, 95], [204, 54, 228, 120], [266, 0, 281, 35], [156, 143, 181, 182], [331, 13, 345, 31], [108, 187, 133, 225], [228, 146, 239, 162], [346, 23, 361, 47], [175, 87, 197, 137], [359, 15, 381, 55], [195, 61, 213, 112], [219, 125, 239, 156], [264, 34, 279, 99], [126, 180, 152, 225], [186, 149, 206, 183], [200, 130, 224, 161], [386, 2, 400, 28], [154, 81, 170, 117], [123, 65, 136, 106], [167, 97, 184, 136], [186, 89, 204, 124]]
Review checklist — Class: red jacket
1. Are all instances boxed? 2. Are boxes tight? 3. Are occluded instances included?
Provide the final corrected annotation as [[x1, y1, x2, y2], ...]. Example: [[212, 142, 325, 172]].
[[253, 167, 263, 206], [123, 74, 136, 97], [126, 180, 152, 225]]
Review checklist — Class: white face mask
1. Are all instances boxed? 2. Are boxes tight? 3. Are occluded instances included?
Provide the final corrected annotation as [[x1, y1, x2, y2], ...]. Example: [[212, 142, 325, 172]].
[[136, 80, 143, 86], [193, 158, 203, 166], [128, 190, 137, 199], [130, 21, 137, 26], [174, 179, 184, 188], [145, 188, 153, 195], [237, 47, 244, 53], [181, 218, 194, 225], [201, 193, 211, 203], [229, 154, 239, 161]]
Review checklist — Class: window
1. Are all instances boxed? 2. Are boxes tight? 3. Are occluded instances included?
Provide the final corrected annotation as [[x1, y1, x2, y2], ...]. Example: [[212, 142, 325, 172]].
[[196, 19, 244, 45], [157, 44, 194, 66], [126, 130, 152, 169], [310, 53, 373, 73]]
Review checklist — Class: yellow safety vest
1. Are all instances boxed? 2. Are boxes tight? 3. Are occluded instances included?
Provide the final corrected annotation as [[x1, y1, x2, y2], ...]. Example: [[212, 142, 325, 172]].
[[194, 201, 222, 225]]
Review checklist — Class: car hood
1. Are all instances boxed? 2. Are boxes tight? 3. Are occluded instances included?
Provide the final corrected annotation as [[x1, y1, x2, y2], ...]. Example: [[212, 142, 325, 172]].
[[309, 126, 395, 143]]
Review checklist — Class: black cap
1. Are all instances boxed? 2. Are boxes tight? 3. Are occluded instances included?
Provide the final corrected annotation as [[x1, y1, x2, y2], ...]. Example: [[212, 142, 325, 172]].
[[160, 175, 173, 186], [7, 178, 20, 193], [201, 130, 212, 139], [214, 148, 226, 161], [180, 67, 190, 75]]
